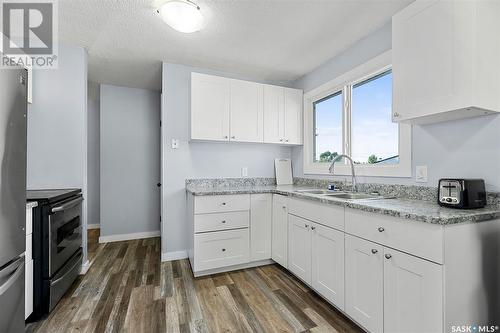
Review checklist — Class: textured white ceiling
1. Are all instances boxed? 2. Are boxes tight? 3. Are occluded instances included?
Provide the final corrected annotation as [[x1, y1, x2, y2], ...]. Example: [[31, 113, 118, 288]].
[[58, 0, 411, 90]]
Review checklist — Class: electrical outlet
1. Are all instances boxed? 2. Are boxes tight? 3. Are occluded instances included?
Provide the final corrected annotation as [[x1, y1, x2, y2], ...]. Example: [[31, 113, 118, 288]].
[[171, 139, 179, 149], [415, 165, 428, 183], [241, 167, 248, 177]]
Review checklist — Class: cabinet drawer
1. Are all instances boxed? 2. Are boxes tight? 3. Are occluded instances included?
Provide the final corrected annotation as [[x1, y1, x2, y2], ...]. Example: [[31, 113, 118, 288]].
[[194, 194, 250, 214], [194, 229, 249, 271], [195, 211, 249, 233], [288, 198, 344, 231], [345, 208, 443, 264]]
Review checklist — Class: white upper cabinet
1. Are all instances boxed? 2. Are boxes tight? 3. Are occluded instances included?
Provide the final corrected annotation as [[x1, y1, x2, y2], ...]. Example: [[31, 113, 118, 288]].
[[263, 85, 303, 144], [191, 72, 303, 144], [230, 79, 263, 142], [191, 73, 230, 141], [283, 88, 303, 144], [263, 85, 284, 144], [392, 0, 500, 124]]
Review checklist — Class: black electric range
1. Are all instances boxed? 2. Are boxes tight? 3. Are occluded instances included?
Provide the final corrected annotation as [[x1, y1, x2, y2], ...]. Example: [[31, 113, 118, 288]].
[[27, 189, 83, 320]]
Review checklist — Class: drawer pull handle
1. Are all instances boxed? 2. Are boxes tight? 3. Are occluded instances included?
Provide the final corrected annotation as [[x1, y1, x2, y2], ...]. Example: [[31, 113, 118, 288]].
[[385, 254, 392, 259], [378, 227, 385, 232], [221, 220, 226, 224], [221, 202, 226, 206], [305, 224, 309, 228], [371, 249, 378, 254], [282, 206, 286, 209], [222, 248, 226, 252], [311, 226, 316, 230]]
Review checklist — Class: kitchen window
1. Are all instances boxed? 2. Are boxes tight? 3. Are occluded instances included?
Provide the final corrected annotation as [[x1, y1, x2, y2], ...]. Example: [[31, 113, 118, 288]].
[[303, 51, 411, 177]]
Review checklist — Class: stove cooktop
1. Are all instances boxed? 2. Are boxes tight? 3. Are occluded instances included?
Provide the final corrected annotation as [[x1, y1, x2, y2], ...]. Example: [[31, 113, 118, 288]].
[[27, 189, 81, 203]]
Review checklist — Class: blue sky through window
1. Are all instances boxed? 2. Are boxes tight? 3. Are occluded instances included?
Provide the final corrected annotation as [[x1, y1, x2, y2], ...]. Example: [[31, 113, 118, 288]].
[[352, 70, 398, 164], [313, 70, 398, 164]]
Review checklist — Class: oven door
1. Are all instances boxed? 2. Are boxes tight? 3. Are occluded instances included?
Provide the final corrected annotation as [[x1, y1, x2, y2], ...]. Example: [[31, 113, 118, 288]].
[[48, 195, 83, 276]]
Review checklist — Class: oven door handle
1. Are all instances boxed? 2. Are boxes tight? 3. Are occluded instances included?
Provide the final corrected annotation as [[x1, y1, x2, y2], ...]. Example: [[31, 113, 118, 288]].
[[51, 196, 83, 213]]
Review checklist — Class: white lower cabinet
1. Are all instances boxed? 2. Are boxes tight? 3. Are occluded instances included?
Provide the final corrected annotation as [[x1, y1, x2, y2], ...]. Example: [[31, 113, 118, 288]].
[[346, 234, 443, 333], [345, 235, 384, 333], [384, 248, 443, 333], [194, 228, 250, 272], [271, 194, 288, 268], [311, 223, 345, 310], [250, 194, 272, 261], [288, 215, 312, 284]]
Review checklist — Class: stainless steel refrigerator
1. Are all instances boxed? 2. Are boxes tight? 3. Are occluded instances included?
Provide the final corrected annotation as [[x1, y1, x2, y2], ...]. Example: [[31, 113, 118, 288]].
[[0, 67, 28, 333]]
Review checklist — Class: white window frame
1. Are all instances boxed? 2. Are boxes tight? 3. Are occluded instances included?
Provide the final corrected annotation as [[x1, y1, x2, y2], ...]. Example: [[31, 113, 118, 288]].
[[303, 51, 412, 177]]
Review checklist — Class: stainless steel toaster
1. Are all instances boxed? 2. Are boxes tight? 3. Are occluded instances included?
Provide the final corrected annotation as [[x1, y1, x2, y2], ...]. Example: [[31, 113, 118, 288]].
[[438, 179, 486, 209]]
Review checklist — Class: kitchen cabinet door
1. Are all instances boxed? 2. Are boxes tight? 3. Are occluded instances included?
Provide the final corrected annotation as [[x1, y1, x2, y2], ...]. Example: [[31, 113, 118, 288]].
[[191, 73, 230, 141], [230, 79, 263, 143], [311, 223, 344, 310], [384, 248, 443, 333], [271, 195, 288, 268], [250, 194, 272, 261], [288, 215, 311, 284], [284, 87, 302, 144], [345, 235, 384, 333], [263, 85, 285, 144]]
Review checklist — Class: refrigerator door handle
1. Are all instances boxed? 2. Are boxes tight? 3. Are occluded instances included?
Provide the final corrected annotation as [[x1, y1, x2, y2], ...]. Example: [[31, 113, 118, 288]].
[[0, 255, 24, 280], [0, 258, 24, 296]]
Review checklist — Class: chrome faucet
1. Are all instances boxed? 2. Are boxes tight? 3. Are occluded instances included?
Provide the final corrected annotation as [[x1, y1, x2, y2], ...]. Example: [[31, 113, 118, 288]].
[[329, 154, 357, 192]]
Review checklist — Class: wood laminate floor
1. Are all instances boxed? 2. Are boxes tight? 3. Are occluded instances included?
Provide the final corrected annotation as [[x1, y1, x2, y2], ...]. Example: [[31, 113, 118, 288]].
[[87, 228, 103, 264], [32, 237, 362, 333]]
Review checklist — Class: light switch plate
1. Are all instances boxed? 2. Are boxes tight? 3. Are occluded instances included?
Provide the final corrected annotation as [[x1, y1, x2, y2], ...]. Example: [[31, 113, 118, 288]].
[[241, 167, 248, 177], [415, 165, 428, 183], [171, 139, 179, 149]]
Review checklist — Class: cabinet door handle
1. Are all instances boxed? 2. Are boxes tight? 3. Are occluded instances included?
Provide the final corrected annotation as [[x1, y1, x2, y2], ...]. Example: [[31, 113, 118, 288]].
[[224, 135, 228, 139], [378, 227, 385, 232], [285, 139, 289, 142], [305, 224, 309, 229], [231, 136, 235, 139], [221, 202, 226, 206], [311, 226, 316, 230], [282, 205, 286, 209], [221, 220, 226, 224], [393, 112, 400, 118], [385, 254, 392, 259], [222, 248, 226, 252], [279, 139, 283, 142], [371, 249, 378, 254]]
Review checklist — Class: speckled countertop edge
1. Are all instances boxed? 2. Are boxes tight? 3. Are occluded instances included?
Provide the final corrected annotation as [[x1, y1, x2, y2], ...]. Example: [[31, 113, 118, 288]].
[[185, 185, 500, 226]]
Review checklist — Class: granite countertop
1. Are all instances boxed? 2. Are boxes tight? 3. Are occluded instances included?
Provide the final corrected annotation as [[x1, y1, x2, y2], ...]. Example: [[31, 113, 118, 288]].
[[186, 184, 500, 225]]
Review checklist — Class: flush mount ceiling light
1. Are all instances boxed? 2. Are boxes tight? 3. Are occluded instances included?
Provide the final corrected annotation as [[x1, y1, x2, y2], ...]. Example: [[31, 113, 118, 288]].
[[158, 0, 204, 33]]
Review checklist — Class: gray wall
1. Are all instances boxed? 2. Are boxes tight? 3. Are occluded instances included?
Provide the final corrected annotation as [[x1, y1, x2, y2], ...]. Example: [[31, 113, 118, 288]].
[[291, 23, 500, 191], [87, 81, 100, 226], [162, 63, 292, 255], [100, 84, 161, 237], [27, 44, 89, 262]]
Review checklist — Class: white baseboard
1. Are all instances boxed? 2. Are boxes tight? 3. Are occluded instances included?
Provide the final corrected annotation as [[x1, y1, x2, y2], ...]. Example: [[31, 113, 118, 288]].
[[80, 260, 90, 275], [99, 230, 160, 243], [161, 250, 188, 262], [87, 223, 100, 230]]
